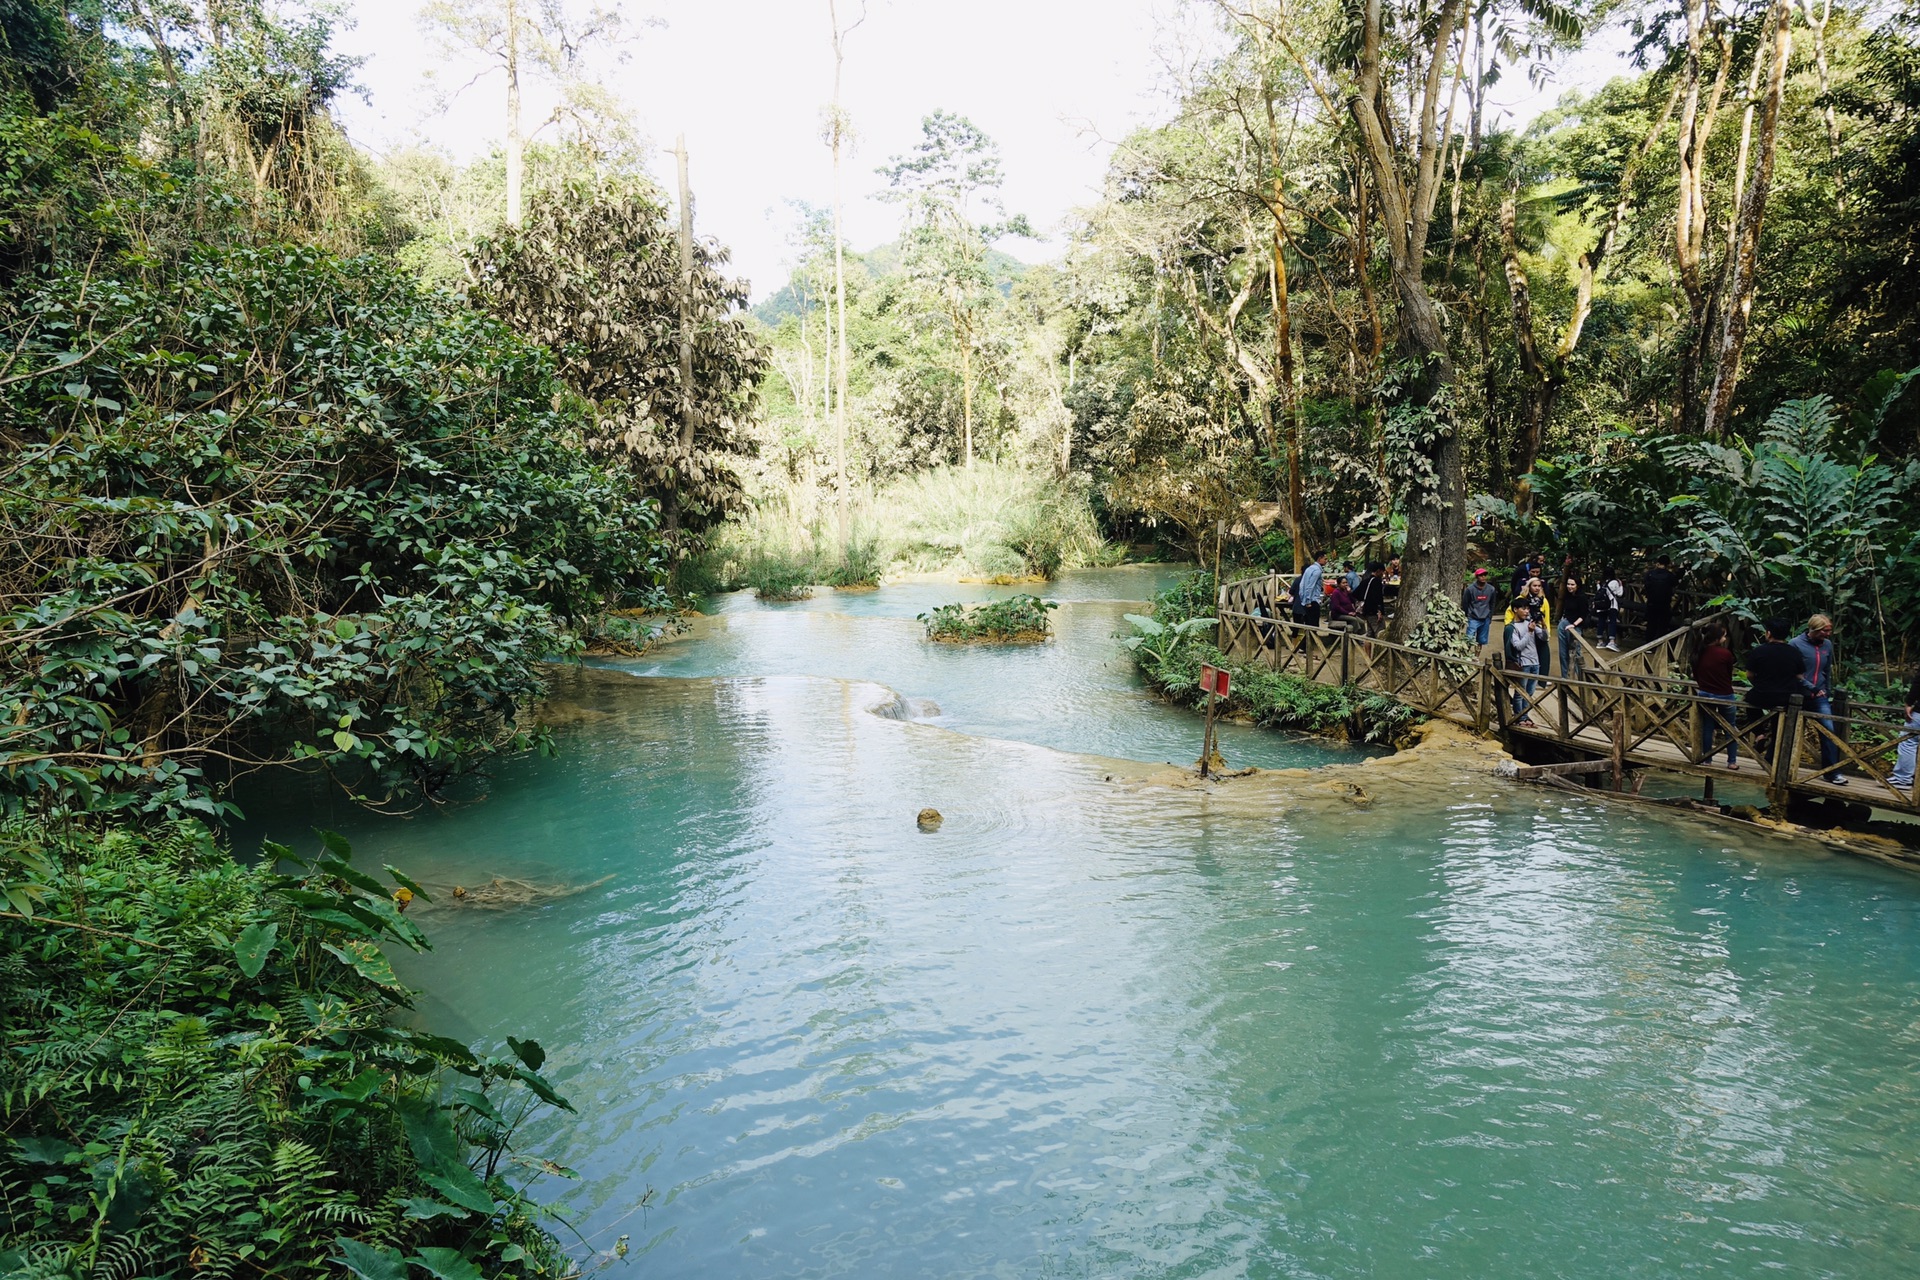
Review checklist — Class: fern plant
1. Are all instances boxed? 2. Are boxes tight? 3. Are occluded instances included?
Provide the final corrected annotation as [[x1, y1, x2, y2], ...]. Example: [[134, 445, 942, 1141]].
[[1664, 395, 1918, 644], [0, 820, 579, 1278]]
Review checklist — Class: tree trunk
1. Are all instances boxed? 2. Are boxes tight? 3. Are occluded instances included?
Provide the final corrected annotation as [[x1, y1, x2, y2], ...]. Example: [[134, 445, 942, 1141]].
[[669, 137, 698, 538], [959, 314, 974, 467], [505, 0, 523, 227], [1672, 0, 1731, 429], [1262, 75, 1307, 572], [828, 0, 861, 542], [1704, 0, 1792, 438], [1501, 174, 1555, 496], [1349, 0, 1468, 639], [1803, 0, 1846, 212]]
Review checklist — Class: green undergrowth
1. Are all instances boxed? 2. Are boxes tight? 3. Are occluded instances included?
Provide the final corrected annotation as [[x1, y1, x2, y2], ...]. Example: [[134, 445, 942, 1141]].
[[1125, 572, 1420, 745], [0, 820, 580, 1277], [919, 595, 1058, 643], [685, 464, 1121, 596]]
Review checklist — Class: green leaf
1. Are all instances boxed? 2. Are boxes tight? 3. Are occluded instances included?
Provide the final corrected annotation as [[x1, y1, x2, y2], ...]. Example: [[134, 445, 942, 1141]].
[[317, 856, 396, 898], [333, 1238, 410, 1280], [317, 829, 353, 860], [418, 1166, 495, 1215], [385, 865, 432, 902], [321, 940, 403, 988], [409, 1247, 484, 1280], [395, 1093, 466, 1177], [505, 1036, 546, 1071], [402, 1196, 468, 1221], [233, 921, 278, 977]]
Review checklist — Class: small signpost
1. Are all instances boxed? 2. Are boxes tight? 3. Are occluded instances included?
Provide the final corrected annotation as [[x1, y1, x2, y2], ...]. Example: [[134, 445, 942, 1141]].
[[1198, 663, 1230, 778]]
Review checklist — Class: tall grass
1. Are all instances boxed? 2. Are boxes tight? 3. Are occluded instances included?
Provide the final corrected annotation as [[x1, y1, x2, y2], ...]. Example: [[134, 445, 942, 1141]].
[[684, 464, 1117, 594]]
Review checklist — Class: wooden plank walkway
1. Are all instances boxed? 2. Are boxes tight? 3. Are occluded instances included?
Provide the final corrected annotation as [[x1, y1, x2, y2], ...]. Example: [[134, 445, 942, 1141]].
[[1215, 576, 1920, 816]]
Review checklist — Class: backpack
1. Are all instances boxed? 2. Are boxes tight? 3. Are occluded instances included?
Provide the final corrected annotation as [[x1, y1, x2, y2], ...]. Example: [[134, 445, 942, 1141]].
[[1591, 583, 1614, 616]]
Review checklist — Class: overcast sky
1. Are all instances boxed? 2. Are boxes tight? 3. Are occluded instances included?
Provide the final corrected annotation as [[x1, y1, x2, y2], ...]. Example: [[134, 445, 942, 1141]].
[[333, 0, 1636, 301]]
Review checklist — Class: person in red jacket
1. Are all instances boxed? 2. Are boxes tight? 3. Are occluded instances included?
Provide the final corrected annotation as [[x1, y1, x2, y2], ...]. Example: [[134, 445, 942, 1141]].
[[1692, 622, 1738, 766]]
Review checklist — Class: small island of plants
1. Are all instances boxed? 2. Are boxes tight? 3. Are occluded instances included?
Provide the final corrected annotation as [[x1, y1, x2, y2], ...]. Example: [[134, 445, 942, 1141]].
[[919, 595, 1059, 644]]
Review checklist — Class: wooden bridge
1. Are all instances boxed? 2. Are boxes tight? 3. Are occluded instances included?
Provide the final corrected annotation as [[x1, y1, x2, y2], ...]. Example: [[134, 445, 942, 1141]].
[[1216, 573, 1920, 817]]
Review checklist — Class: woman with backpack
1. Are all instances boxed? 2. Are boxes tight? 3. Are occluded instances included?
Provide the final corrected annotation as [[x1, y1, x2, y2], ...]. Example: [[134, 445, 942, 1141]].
[[1594, 569, 1624, 650]]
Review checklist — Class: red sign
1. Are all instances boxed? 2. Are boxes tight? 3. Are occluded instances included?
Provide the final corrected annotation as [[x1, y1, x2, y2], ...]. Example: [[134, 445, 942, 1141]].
[[1200, 664, 1230, 698]]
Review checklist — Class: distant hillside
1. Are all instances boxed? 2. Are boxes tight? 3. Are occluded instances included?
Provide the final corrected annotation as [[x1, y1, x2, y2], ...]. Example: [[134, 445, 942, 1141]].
[[753, 240, 1028, 327]]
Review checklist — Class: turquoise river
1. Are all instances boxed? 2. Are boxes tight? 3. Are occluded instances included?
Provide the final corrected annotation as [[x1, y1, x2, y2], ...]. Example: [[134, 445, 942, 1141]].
[[249, 567, 1920, 1278]]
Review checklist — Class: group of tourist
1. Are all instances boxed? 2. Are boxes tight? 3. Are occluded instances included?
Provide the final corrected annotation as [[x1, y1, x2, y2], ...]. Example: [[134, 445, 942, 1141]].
[[1244, 546, 1920, 792], [1250, 552, 1398, 637]]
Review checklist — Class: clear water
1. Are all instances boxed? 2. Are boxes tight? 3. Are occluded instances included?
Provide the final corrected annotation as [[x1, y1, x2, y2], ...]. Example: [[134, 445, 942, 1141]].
[[249, 570, 1920, 1278]]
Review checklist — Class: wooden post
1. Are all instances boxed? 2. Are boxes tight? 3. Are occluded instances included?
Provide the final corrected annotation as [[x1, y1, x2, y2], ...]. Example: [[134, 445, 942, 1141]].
[[1768, 695, 1803, 813], [1611, 707, 1627, 792], [1200, 683, 1219, 778], [1475, 662, 1490, 733], [1340, 629, 1351, 686], [1687, 699, 1703, 765]]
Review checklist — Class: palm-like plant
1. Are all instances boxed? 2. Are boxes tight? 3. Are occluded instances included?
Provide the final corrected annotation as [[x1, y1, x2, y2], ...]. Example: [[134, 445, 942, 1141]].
[[1665, 396, 1917, 653]]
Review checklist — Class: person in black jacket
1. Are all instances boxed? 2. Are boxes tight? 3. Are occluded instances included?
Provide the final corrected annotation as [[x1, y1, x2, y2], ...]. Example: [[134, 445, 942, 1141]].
[[1643, 555, 1678, 637], [1355, 561, 1388, 635], [1743, 617, 1804, 763]]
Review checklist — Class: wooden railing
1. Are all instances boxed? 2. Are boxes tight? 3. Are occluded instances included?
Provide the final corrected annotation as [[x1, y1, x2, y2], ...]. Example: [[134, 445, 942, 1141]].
[[1215, 602, 1920, 812]]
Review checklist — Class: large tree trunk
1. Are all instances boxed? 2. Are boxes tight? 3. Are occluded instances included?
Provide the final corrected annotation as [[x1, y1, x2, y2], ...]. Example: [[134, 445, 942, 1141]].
[[1349, 0, 1468, 639], [1704, 0, 1792, 438]]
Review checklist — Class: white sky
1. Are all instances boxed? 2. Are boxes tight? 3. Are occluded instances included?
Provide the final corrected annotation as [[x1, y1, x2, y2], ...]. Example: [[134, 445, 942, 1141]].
[[332, 0, 1638, 301]]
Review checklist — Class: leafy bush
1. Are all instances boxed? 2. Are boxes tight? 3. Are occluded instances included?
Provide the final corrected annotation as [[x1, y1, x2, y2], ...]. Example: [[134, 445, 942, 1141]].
[[0, 820, 574, 1275], [1124, 571, 1418, 744], [826, 535, 884, 588], [744, 550, 814, 601], [919, 595, 1058, 642], [0, 242, 667, 817]]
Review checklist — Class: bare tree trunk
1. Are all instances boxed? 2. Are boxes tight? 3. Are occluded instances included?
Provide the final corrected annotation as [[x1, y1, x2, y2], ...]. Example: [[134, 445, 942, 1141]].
[[1803, 0, 1846, 212], [958, 309, 974, 467], [1672, 0, 1731, 429], [1704, 0, 1792, 438], [1728, 10, 1769, 252], [828, 0, 864, 541], [505, 0, 523, 227]]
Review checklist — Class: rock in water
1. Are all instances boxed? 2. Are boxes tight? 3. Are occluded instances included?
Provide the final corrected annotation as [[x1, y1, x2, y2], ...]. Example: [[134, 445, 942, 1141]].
[[917, 808, 943, 832]]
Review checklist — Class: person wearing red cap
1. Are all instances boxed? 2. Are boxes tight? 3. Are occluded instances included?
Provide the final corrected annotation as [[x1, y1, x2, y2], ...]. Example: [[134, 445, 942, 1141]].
[[1461, 567, 1499, 649]]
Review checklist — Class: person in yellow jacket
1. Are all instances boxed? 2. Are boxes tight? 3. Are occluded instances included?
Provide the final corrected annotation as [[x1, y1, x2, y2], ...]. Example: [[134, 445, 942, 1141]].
[[1504, 577, 1552, 669]]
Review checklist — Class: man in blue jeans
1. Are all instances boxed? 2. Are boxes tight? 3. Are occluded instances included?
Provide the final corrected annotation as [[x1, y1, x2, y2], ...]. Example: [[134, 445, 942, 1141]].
[[1789, 614, 1845, 783], [1294, 551, 1326, 627], [1891, 668, 1920, 793], [1461, 567, 1498, 649]]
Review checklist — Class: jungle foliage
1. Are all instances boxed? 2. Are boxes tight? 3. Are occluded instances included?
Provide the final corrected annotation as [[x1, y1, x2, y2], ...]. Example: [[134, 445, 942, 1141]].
[[0, 822, 578, 1276], [0, 0, 764, 1268], [1125, 575, 1420, 743]]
